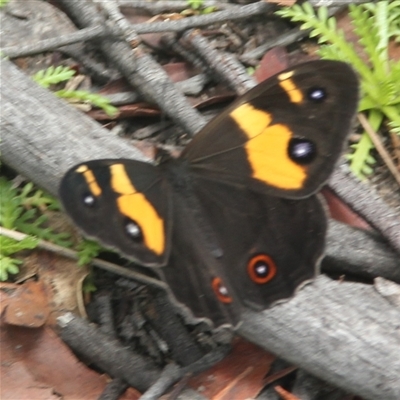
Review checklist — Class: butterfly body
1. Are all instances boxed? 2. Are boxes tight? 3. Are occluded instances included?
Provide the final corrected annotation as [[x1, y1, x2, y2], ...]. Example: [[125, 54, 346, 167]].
[[60, 60, 359, 328]]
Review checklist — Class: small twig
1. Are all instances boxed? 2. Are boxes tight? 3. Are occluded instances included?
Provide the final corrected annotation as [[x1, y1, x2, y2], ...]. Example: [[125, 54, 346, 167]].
[[309, 0, 373, 5], [329, 164, 400, 255], [264, 365, 298, 386], [58, 313, 161, 392], [139, 364, 183, 400], [0, 226, 168, 290], [98, 378, 129, 400], [105, 73, 208, 107], [96, 293, 118, 338], [128, 1, 274, 34], [1, 24, 108, 59], [59, 0, 205, 136], [390, 132, 400, 166], [117, 0, 236, 14], [99, 0, 141, 44], [162, 33, 210, 72], [240, 28, 309, 64], [358, 113, 400, 187], [182, 30, 256, 94], [324, 220, 400, 282]]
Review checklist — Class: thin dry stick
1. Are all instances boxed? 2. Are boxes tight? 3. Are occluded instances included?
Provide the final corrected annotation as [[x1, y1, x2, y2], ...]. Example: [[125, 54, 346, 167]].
[[128, 1, 273, 34], [0, 227, 167, 290], [1, 25, 108, 59], [358, 113, 400, 187], [117, 0, 236, 13], [182, 30, 256, 94]]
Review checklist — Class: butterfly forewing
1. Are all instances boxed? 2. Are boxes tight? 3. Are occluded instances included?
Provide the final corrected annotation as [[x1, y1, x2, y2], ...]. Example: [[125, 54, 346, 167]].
[[182, 60, 359, 199], [60, 159, 172, 267]]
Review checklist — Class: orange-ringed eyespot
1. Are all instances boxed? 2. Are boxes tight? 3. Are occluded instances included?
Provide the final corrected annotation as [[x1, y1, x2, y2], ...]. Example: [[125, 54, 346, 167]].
[[247, 254, 277, 284], [212, 277, 233, 304]]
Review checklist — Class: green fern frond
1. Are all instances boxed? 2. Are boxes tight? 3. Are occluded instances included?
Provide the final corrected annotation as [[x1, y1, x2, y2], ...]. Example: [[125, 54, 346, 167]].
[[0, 177, 74, 279], [0, 0, 10, 8], [276, 1, 400, 179], [0, 177, 72, 246], [0, 235, 38, 281], [55, 89, 118, 118], [76, 240, 103, 266], [347, 134, 376, 180], [33, 66, 76, 88], [33, 66, 118, 117]]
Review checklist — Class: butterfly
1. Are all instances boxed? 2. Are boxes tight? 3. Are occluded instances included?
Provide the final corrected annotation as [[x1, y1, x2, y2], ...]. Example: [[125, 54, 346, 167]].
[[59, 60, 359, 328]]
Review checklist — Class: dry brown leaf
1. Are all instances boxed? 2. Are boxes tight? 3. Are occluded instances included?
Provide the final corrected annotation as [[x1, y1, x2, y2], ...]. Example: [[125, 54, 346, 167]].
[[274, 385, 301, 400], [22, 250, 89, 326], [189, 338, 275, 400], [266, 0, 296, 6], [3, 280, 49, 327]]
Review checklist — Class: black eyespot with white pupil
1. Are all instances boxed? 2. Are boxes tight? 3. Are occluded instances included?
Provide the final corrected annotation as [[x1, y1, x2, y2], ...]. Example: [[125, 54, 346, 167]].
[[82, 193, 96, 207], [288, 138, 316, 165], [307, 86, 327, 103], [125, 218, 143, 242]]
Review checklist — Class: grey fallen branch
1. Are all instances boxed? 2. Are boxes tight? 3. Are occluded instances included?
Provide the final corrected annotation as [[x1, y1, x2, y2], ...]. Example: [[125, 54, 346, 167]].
[[0, 0, 115, 83], [58, 313, 161, 392], [0, 24, 108, 59], [117, 0, 236, 14], [324, 220, 400, 282], [240, 28, 310, 64], [126, 1, 273, 34], [329, 163, 400, 254], [181, 30, 256, 94], [2, 59, 400, 399], [59, 0, 205, 136], [238, 275, 400, 400]]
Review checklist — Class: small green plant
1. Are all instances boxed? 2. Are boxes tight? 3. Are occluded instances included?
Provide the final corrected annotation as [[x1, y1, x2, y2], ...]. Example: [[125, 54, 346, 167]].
[[276, 1, 400, 179], [77, 239, 103, 266], [0, 177, 72, 280], [33, 66, 118, 118], [33, 65, 76, 88], [0, 0, 11, 8], [185, 0, 216, 14], [0, 235, 38, 281]]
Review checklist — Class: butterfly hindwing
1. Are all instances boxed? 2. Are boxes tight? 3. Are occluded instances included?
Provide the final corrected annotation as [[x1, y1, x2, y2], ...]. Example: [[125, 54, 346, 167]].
[[59, 159, 172, 267], [158, 190, 240, 327], [182, 177, 325, 324]]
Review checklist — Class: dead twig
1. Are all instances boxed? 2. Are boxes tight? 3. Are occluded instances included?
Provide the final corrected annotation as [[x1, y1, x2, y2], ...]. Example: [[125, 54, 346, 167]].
[[126, 1, 274, 34], [1, 24, 108, 58], [358, 112, 400, 187]]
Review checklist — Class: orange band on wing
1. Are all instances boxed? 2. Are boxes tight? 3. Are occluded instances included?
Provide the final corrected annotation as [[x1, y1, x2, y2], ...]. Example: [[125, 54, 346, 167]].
[[76, 165, 102, 196], [230, 103, 306, 189], [278, 71, 303, 104], [110, 164, 164, 255]]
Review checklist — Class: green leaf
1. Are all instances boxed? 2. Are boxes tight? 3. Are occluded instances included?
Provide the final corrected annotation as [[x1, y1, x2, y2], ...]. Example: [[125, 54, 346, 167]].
[[33, 66, 76, 88], [0, 177, 72, 246], [0, 235, 39, 257], [77, 240, 103, 266], [276, 1, 400, 178], [0, 255, 21, 281], [0, 235, 39, 281], [55, 89, 118, 118]]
